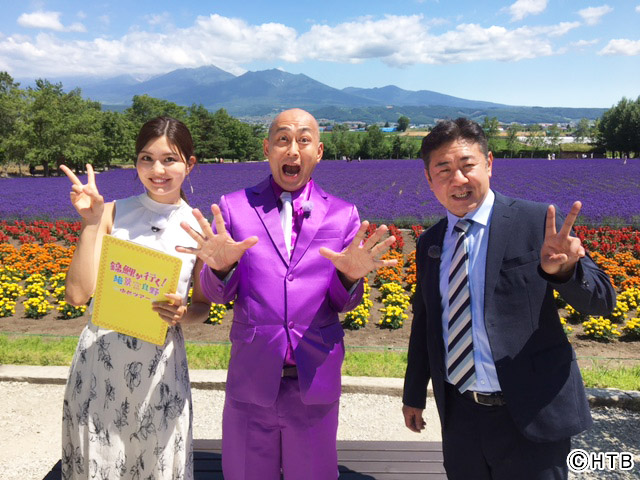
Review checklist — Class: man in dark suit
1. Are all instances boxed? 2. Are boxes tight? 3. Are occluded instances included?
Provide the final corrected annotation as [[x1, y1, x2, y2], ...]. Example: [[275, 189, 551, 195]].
[[402, 118, 616, 479]]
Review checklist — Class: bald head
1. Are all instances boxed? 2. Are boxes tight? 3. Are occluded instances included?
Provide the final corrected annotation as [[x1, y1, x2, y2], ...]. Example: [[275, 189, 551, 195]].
[[268, 108, 320, 141]]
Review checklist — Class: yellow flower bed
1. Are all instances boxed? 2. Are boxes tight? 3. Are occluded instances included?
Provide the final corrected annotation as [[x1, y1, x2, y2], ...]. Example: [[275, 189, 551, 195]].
[[582, 316, 621, 341], [344, 278, 373, 330], [621, 317, 640, 339]]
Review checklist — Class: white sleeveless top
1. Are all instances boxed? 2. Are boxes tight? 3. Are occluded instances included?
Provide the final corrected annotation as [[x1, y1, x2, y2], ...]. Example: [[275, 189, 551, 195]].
[[110, 193, 200, 302]]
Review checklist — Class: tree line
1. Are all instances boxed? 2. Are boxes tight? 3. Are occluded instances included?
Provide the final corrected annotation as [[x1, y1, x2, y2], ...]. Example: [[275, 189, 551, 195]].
[[597, 96, 640, 158], [0, 72, 265, 176], [482, 96, 640, 159], [322, 122, 421, 160]]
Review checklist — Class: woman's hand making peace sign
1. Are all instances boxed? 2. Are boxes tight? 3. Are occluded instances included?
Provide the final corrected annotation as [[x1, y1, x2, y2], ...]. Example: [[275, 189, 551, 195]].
[[59, 164, 104, 225]]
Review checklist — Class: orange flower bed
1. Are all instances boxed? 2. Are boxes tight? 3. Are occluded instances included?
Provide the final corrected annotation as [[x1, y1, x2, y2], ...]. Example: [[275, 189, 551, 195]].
[[0, 243, 74, 276], [404, 250, 417, 286], [374, 250, 405, 286]]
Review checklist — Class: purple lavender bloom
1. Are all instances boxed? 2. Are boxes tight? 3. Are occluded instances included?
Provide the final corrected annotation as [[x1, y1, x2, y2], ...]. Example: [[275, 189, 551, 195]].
[[1, 158, 638, 225]]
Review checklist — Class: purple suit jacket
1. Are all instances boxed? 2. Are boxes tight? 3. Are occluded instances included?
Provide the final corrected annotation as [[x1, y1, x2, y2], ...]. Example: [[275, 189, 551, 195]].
[[200, 177, 364, 406]]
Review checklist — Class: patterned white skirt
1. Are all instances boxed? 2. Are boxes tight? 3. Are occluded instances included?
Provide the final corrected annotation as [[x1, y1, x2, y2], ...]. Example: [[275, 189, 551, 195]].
[[61, 320, 194, 480]]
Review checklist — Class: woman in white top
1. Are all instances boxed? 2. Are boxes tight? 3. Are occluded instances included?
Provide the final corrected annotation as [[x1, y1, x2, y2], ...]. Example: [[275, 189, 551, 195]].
[[59, 117, 210, 480]]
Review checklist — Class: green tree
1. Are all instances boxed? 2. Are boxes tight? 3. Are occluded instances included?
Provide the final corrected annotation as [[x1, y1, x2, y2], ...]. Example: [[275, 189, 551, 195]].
[[573, 118, 591, 144], [186, 104, 222, 161], [0, 72, 27, 172], [482, 116, 500, 152], [547, 124, 562, 154], [227, 121, 263, 161], [97, 110, 135, 169], [526, 124, 546, 158], [326, 124, 360, 160], [61, 92, 104, 173], [397, 115, 410, 132], [207, 108, 263, 161], [360, 125, 388, 159], [126, 95, 187, 126], [391, 135, 414, 159], [20, 80, 104, 175], [597, 96, 640, 157], [505, 124, 522, 158]]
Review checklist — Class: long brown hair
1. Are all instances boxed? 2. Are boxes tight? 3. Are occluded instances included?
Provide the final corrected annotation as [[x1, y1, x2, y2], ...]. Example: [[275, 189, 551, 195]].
[[135, 117, 195, 201]]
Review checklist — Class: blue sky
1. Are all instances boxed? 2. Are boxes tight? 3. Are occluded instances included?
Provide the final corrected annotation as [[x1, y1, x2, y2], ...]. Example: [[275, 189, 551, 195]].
[[1, 0, 638, 108]]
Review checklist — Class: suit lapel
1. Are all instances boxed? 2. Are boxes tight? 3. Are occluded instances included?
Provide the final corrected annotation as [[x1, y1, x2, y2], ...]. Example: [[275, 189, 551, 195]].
[[426, 219, 447, 354], [248, 177, 290, 265], [289, 181, 329, 270], [484, 192, 517, 307]]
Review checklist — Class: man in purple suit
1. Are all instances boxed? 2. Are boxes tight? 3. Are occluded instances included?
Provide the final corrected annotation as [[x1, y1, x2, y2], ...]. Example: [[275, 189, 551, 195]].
[[179, 108, 397, 479]]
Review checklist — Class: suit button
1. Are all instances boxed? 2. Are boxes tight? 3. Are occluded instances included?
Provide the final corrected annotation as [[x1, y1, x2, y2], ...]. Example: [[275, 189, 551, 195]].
[[287, 274, 294, 281], [288, 322, 295, 329], [217, 286, 223, 292]]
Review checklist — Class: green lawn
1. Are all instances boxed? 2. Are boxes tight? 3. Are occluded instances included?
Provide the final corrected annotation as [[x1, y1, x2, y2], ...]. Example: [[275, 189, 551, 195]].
[[1, 334, 638, 391]]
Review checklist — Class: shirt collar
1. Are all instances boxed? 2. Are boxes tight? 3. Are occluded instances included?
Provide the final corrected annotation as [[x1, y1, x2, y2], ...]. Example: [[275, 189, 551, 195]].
[[446, 189, 495, 236], [270, 176, 314, 204]]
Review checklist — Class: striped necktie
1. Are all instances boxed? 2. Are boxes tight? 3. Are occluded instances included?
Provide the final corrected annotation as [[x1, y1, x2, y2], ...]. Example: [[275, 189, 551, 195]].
[[447, 219, 476, 393]]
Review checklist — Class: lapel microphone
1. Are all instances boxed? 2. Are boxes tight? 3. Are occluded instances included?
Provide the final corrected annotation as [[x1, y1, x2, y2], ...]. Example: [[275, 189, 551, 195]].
[[150, 217, 169, 233]]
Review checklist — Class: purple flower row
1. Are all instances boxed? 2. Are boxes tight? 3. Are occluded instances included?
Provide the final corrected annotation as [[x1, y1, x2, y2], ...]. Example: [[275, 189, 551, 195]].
[[1, 158, 638, 225]]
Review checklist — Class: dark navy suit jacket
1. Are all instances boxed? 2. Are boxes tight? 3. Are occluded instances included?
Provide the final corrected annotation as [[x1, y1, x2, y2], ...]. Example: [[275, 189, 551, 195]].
[[403, 191, 616, 442]]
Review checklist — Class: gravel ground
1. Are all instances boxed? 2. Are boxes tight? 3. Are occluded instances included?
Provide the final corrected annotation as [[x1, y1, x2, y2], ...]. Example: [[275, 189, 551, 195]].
[[0, 381, 637, 480]]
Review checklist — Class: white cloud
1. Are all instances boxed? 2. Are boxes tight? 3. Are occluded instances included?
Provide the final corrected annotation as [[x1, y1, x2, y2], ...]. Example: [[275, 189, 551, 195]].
[[578, 5, 613, 25], [599, 38, 640, 56], [146, 12, 172, 26], [68, 23, 87, 33], [636, 5, 640, 13], [0, 13, 581, 78], [17, 10, 86, 33], [507, 0, 548, 22], [300, 16, 578, 66], [18, 11, 65, 31], [571, 39, 599, 48]]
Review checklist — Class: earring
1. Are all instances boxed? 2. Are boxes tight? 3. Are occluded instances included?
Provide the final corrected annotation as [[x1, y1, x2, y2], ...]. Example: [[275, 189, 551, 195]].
[[188, 174, 194, 194]]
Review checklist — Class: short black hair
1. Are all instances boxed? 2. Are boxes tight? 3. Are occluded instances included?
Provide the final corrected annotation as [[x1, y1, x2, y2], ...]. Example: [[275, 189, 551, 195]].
[[421, 117, 488, 171]]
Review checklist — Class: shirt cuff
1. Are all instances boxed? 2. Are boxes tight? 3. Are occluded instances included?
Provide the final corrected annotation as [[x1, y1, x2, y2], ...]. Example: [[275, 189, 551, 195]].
[[348, 277, 363, 295], [221, 265, 237, 284]]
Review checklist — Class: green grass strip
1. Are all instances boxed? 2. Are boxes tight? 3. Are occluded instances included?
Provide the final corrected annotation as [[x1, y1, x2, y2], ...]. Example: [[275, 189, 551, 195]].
[[343, 349, 407, 378], [581, 362, 640, 391], [0, 334, 78, 365], [1, 334, 639, 391]]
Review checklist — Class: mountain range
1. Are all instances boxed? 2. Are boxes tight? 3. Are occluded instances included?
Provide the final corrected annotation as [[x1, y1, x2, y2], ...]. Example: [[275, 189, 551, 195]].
[[17, 65, 606, 124]]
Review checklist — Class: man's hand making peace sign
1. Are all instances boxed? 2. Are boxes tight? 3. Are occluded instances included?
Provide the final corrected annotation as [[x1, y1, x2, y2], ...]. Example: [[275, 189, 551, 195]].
[[540, 201, 586, 280]]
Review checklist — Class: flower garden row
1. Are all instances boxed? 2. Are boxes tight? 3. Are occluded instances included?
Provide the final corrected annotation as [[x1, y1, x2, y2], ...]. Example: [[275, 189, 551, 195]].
[[1, 222, 639, 341], [0, 243, 231, 325]]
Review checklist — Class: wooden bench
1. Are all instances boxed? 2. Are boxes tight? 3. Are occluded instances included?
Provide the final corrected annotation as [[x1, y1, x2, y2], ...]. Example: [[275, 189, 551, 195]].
[[44, 440, 445, 479]]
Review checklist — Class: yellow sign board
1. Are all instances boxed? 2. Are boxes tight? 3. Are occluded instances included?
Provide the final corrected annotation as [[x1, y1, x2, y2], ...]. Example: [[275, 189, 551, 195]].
[[92, 235, 182, 345]]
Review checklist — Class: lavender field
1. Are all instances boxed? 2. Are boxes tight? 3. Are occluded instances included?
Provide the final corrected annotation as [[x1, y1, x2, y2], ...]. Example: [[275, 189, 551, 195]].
[[1, 158, 639, 225]]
